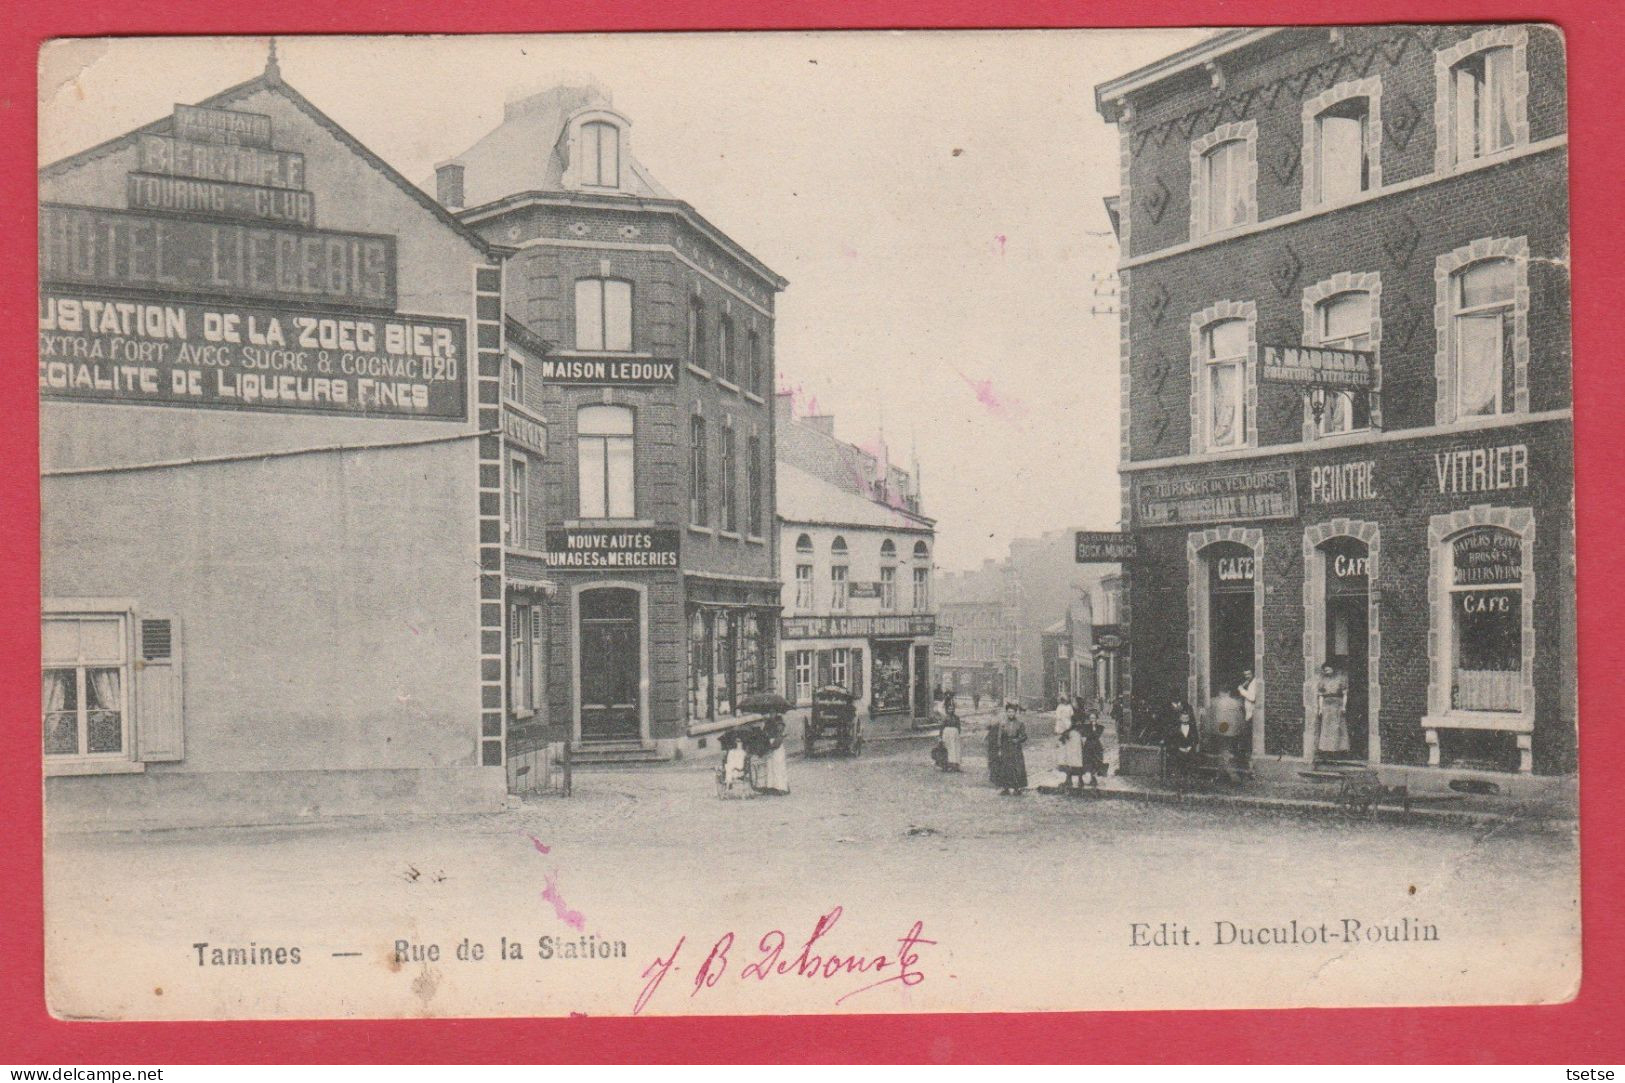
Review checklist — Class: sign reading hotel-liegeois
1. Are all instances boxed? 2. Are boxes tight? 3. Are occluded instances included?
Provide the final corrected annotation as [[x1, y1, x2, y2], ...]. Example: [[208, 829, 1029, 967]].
[[1134, 467, 1298, 527]]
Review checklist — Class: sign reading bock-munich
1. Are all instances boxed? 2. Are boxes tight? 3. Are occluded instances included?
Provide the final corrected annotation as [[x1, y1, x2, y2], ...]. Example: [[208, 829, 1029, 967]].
[[40, 290, 467, 420]]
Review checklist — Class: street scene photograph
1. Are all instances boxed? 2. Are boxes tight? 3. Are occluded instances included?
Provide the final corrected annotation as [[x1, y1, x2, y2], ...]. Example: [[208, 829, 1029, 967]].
[[36, 27, 1578, 1021]]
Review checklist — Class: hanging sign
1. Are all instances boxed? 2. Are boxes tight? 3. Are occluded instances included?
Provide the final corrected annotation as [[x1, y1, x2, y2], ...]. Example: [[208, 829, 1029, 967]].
[[1262, 345, 1374, 389], [1075, 531, 1137, 563]]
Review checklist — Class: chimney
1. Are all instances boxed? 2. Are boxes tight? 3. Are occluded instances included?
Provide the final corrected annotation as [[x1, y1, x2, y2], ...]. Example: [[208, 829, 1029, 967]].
[[436, 162, 465, 210], [774, 390, 795, 425], [804, 415, 835, 436]]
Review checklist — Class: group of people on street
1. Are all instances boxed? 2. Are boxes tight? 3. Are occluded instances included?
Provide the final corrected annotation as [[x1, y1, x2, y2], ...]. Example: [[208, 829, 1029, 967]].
[[1052, 696, 1108, 791], [932, 690, 1111, 796], [717, 715, 790, 797], [1160, 667, 1260, 781]]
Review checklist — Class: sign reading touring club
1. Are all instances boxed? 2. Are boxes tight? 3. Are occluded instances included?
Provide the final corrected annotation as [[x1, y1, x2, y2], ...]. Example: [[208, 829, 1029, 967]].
[[1261, 344, 1374, 389]]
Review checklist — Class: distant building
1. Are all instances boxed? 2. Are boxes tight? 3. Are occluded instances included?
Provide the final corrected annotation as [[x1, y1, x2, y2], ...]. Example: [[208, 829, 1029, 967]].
[[440, 82, 788, 762], [1097, 26, 1573, 777], [775, 394, 936, 718]]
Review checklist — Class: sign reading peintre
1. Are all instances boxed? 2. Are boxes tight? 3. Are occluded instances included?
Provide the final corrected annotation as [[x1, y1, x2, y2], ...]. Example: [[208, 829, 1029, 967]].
[[40, 290, 467, 419]]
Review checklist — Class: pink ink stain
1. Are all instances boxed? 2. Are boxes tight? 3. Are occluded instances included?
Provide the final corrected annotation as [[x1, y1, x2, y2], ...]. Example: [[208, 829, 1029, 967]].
[[956, 370, 1025, 419], [526, 834, 551, 855], [994, 233, 1007, 256], [542, 869, 587, 932]]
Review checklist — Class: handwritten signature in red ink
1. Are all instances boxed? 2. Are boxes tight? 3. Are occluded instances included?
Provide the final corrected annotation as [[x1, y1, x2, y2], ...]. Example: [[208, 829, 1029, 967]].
[[633, 906, 934, 1014]]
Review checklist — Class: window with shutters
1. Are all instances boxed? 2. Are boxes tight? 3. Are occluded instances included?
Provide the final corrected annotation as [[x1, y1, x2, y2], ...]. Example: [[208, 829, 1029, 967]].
[[44, 603, 183, 774], [509, 603, 547, 716]]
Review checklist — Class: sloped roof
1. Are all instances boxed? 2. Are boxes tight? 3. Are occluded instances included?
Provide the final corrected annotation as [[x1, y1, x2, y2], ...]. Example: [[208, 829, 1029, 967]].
[[428, 84, 670, 210], [777, 461, 933, 533], [39, 66, 500, 258]]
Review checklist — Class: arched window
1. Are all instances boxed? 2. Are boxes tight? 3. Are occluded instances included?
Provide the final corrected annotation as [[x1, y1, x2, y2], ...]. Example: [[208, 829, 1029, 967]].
[[880, 539, 897, 560], [577, 405, 634, 519], [1315, 98, 1371, 203], [1202, 318, 1249, 450], [1200, 139, 1248, 233], [580, 121, 621, 187], [878, 540, 898, 610], [1312, 291, 1374, 435], [1451, 48, 1516, 162], [1446, 526, 1525, 713], [1452, 258, 1517, 418], [912, 540, 930, 561], [793, 535, 814, 610], [795, 533, 813, 554]]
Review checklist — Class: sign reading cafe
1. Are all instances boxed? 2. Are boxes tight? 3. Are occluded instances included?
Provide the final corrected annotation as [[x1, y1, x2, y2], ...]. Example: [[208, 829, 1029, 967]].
[[40, 291, 467, 420]]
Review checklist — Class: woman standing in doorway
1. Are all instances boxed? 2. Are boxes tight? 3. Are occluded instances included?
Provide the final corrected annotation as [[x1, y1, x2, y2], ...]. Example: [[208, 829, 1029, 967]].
[[1315, 663, 1350, 759]]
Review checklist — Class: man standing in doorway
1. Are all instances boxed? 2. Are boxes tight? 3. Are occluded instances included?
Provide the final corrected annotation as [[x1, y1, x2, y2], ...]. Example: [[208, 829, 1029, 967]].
[[1237, 667, 1260, 760]]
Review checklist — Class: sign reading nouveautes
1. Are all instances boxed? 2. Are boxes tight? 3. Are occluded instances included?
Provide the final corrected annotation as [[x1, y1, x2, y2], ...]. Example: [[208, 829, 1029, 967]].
[[40, 290, 466, 419], [541, 528, 680, 569], [40, 204, 395, 309]]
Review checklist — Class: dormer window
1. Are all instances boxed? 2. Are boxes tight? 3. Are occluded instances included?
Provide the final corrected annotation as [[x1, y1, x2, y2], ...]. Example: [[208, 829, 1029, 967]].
[[581, 121, 621, 188]]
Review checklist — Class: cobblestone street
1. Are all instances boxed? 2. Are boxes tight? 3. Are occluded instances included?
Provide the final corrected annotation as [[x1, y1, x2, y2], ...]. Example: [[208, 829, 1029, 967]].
[[47, 718, 1579, 1021]]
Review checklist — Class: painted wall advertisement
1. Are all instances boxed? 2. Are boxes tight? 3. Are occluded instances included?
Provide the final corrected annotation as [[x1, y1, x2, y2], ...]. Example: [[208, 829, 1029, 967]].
[[541, 528, 681, 569], [1133, 468, 1299, 527], [40, 290, 467, 419]]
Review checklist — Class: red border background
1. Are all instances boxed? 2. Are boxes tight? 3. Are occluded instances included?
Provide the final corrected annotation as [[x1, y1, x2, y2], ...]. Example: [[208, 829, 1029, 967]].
[[3, 1, 1620, 1064]]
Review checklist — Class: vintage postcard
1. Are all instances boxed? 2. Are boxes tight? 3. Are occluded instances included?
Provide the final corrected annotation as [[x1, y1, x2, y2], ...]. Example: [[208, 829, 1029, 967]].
[[38, 27, 1579, 1021]]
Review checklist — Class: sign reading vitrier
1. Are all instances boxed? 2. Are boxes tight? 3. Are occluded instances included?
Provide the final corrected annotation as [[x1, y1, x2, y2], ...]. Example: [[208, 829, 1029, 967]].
[[539, 357, 679, 386], [1261, 345, 1373, 389], [541, 528, 680, 569], [1075, 531, 1137, 563], [1134, 468, 1297, 527], [40, 204, 396, 309], [39, 291, 466, 419], [1434, 443, 1529, 495]]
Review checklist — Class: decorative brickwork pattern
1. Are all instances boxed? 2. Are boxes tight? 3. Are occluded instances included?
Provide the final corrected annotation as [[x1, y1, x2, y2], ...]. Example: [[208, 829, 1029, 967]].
[[1301, 271, 1384, 438], [1433, 236, 1530, 424], [1434, 26, 1531, 174], [1301, 518, 1381, 762], [1189, 300, 1258, 454], [1190, 120, 1259, 239], [1301, 77, 1384, 207], [475, 262, 506, 768]]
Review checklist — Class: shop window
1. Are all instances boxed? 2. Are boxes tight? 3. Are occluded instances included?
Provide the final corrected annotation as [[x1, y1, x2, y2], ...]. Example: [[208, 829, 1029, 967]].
[[1313, 292, 1374, 436], [580, 120, 621, 188], [719, 426, 738, 533], [1452, 258, 1517, 418], [43, 614, 128, 759], [691, 608, 772, 721], [1314, 98, 1371, 204], [574, 278, 633, 352], [1202, 317, 1250, 450], [1190, 122, 1256, 239], [689, 416, 708, 525], [913, 566, 931, 611], [577, 405, 634, 519], [746, 435, 764, 537], [1448, 527, 1524, 713], [507, 455, 529, 547], [794, 564, 814, 610]]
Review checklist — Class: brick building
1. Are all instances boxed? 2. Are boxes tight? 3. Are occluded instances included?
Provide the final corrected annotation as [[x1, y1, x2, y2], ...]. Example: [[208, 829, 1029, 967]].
[[774, 395, 936, 718], [437, 83, 787, 761], [40, 56, 513, 827], [1096, 26, 1574, 779]]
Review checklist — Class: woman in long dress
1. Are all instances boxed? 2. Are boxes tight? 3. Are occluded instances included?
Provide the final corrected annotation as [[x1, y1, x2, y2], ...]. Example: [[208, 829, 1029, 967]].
[[757, 715, 790, 795], [995, 703, 1029, 795], [1315, 663, 1350, 757], [985, 712, 1003, 785], [1057, 701, 1086, 791], [939, 697, 963, 771]]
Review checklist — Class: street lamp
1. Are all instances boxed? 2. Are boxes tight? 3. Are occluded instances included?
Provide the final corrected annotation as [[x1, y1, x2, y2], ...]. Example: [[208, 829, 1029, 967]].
[[1308, 387, 1329, 427]]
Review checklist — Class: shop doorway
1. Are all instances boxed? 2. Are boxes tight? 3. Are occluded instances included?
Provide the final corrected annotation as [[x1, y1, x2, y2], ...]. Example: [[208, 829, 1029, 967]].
[[912, 645, 931, 718], [872, 640, 911, 714], [1319, 537, 1371, 761], [578, 587, 641, 743], [1205, 542, 1256, 699]]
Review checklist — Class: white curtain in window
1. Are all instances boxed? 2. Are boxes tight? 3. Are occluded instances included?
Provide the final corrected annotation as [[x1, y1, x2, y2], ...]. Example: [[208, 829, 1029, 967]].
[[1318, 112, 1365, 203], [1455, 313, 1505, 416], [86, 667, 122, 754], [1487, 48, 1517, 152], [1209, 364, 1242, 447], [604, 438, 635, 519], [1454, 62, 1481, 161]]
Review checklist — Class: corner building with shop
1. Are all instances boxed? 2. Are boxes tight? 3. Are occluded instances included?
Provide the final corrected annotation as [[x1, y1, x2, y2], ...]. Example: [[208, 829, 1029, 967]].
[[39, 60, 515, 827], [438, 84, 787, 763], [1096, 25, 1574, 781]]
